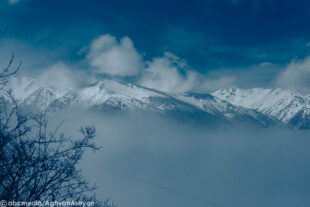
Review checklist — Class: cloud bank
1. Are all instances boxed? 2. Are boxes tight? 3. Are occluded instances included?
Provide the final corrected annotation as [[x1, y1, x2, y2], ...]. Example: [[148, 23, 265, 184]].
[[48, 111, 310, 207]]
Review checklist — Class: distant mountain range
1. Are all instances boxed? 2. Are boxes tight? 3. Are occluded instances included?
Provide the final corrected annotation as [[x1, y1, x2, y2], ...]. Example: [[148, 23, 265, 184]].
[[4, 77, 310, 129]]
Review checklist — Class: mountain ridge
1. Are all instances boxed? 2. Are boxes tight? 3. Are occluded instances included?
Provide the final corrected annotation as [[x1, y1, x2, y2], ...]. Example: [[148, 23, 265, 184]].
[[4, 77, 309, 129]]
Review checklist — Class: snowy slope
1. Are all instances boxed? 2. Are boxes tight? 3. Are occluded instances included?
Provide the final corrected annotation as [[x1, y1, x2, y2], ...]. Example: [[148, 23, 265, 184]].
[[213, 88, 310, 129], [175, 92, 277, 126]]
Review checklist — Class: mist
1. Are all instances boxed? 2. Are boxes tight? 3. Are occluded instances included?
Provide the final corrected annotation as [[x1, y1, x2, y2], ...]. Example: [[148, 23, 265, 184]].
[[46, 111, 310, 207]]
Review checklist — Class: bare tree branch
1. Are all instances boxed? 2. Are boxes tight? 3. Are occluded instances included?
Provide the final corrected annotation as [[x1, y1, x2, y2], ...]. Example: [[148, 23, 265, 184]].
[[0, 31, 112, 206]]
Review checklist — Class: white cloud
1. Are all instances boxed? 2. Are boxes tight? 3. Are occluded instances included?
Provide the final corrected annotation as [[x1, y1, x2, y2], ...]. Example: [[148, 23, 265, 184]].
[[5, 63, 86, 100], [259, 62, 276, 67], [139, 52, 235, 93], [8, 0, 21, 4], [84, 34, 236, 94], [37, 63, 78, 90], [87, 34, 143, 76], [196, 76, 236, 92], [139, 53, 198, 93], [36, 62, 96, 91], [276, 56, 310, 93]]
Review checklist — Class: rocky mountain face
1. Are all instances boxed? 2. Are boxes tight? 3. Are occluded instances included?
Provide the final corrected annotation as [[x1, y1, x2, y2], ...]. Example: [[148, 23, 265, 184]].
[[4, 77, 310, 129]]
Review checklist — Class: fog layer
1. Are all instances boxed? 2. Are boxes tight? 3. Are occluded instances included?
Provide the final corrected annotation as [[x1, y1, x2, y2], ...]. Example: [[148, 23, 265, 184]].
[[49, 112, 310, 207]]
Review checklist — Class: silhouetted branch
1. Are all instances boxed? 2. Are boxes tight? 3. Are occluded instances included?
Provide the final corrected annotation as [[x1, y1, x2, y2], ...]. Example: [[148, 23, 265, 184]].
[[0, 52, 22, 89]]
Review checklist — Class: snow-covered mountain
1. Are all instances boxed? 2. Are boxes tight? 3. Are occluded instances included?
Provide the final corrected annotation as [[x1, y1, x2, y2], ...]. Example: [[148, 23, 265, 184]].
[[2, 77, 281, 128], [213, 88, 310, 129], [6, 77, 310, 129]]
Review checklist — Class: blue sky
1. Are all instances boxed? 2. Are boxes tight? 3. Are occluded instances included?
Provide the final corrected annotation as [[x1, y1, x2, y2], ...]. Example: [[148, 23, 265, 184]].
[[1, 0, 310, 92]]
